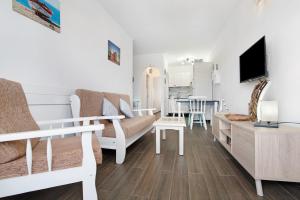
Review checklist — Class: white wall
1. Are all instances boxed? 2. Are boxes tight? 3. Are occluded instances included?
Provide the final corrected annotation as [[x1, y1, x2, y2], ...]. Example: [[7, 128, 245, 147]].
[[133, 54, 165, 115], [210, 0, 300, 122], [0, 0, 133, 121]]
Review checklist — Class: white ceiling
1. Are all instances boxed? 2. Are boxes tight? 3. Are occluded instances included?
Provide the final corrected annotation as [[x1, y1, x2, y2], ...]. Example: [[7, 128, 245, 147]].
[[99, 0, 239, 60]]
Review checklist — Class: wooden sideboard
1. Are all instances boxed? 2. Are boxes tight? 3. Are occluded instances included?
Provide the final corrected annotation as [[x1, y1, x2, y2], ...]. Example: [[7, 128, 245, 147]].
[[212, 113, 300, 196]]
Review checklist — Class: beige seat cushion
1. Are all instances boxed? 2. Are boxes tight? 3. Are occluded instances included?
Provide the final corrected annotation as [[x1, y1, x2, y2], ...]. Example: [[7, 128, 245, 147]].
[[0, 79, 40, 164], [103, 115, 156, 138], [0, 135, 102, 180]]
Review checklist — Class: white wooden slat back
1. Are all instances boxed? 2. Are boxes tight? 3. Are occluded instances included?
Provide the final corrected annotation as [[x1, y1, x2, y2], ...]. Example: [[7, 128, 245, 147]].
[[26, 139, 32, 175], [20, 84, 74, 121], [47, 137, 52, 172], [189, 96, 207, 113], [22, 84, 73, 106]]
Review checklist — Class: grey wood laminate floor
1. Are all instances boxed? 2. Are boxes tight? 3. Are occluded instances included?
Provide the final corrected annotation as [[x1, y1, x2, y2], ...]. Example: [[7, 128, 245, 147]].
[[2, 124, 300, 200]]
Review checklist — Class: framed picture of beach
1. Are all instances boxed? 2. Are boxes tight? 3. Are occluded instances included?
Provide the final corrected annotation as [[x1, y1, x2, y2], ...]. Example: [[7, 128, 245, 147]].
[[12, 0, 60, 33], [108, 40, 121, 65]]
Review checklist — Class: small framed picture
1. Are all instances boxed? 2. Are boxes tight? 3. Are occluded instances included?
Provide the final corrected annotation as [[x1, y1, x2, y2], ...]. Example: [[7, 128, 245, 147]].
[[108, 40, 120, 65], [13, 0, 61, 33]]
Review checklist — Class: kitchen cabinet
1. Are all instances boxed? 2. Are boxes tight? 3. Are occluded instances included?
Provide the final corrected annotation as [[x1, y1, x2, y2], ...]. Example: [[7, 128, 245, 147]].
[[168, 65, 193, 87]]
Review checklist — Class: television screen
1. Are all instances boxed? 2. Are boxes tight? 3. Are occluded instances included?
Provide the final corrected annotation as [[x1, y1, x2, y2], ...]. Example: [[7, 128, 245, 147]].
[[240, 36, 267, 83]]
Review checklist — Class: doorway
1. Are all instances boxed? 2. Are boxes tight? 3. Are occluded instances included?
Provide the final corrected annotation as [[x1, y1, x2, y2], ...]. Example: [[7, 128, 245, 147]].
[[146, 67, 161, 112]]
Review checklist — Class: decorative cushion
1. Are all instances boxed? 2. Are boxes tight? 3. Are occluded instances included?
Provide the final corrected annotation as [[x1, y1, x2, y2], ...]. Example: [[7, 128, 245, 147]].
[[103, 92, 122, 114], [0, 79, 40, 164], [120, 98, 134, 118], [119, 94, 131, 106], [102, 98, 118, 117]]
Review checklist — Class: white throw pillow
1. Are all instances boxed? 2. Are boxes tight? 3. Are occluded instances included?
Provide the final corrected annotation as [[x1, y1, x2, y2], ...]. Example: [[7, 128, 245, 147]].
[[103, 98, 118, 117], [120, 98, 134, 118]]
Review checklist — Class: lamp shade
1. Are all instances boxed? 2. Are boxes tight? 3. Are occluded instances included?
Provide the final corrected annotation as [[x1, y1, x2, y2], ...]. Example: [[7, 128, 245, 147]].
[[260, 101, 278, 122]]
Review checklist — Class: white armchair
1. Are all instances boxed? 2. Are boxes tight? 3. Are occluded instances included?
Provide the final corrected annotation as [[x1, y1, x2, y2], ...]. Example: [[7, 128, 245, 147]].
[[0, 79, 104, 200]]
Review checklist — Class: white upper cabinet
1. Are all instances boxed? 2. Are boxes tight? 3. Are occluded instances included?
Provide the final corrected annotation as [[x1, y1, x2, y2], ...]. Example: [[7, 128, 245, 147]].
[[168, 64, 193, 87]]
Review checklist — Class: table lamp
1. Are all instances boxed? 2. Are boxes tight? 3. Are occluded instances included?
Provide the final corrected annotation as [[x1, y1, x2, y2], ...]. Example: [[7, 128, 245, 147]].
[[254, 101, 279, 128]]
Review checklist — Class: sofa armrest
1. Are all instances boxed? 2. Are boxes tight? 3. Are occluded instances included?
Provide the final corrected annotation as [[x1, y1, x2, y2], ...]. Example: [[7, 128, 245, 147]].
[[133, 108, 156, 116], [96, 115, 125, 120], [37, 115, 125, 126], [0, 125, 104, 142]]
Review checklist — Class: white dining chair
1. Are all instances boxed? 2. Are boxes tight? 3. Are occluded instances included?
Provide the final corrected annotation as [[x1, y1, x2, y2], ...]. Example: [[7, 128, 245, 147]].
[[188, 96, 207, 130]]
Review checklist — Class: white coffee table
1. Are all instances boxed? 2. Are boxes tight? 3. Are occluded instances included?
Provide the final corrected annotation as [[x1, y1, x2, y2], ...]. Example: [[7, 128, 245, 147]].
[[153, 117, 186, 155]]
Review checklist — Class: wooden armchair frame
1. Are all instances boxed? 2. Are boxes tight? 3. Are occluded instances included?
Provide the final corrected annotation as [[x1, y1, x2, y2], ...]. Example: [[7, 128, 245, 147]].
[[0, 116, 122, 200]]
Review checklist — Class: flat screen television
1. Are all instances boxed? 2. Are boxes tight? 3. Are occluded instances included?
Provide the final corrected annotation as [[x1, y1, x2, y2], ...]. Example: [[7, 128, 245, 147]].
[[240, 36, 267, 83]]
